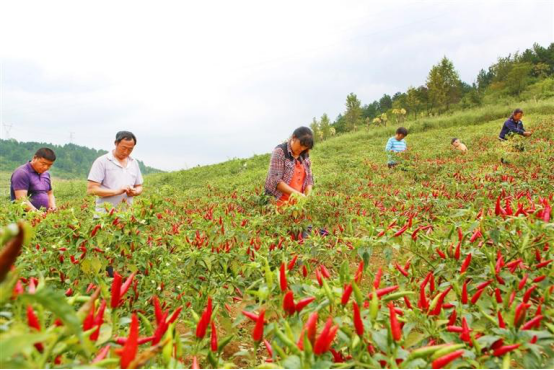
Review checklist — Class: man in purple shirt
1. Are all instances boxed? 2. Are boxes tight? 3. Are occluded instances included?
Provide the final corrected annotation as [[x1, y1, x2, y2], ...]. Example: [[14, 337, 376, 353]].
[[10, 148, 57, 211]]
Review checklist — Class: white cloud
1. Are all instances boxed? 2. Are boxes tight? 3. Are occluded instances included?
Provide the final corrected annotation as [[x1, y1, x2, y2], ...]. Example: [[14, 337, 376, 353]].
[[1, 0, 552, 171]]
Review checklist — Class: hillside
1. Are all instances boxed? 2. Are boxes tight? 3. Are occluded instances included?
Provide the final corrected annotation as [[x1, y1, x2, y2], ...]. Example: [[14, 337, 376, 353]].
[[0, 139, 162, 179], [1, 98, 554, 368]]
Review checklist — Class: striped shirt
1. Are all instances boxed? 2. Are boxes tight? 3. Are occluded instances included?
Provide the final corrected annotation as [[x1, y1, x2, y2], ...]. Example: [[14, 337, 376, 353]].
[[385, 137, 407, 164]]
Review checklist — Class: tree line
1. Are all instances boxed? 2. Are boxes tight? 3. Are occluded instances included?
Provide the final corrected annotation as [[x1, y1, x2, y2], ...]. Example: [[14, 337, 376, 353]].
[[310, 42, 554, 141], [0, 139, 162, 179]]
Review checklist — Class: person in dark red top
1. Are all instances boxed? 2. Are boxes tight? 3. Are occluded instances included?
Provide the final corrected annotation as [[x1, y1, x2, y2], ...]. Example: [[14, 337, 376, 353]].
[[265, 127, 314, 206], [10, 148, 57, 211]]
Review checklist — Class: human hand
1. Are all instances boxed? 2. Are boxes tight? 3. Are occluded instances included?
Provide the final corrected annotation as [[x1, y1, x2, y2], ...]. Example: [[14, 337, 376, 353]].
[[523, 131, 532, 137], [126, 187, 139, 196]]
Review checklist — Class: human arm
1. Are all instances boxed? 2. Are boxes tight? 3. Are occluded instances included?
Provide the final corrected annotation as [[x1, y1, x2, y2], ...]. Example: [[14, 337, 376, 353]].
[[13, 190, 38, 212], [47, 190, 56, 211], [126, 184, 143, 197], [277, 181, 305, 197], [265, 147, 286, 197], [87, 181, 128, 197], [304, 185, 313, 196], [385, 138, 393, 152]]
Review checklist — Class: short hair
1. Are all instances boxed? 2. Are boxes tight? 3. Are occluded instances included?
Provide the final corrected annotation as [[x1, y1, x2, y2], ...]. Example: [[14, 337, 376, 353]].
[[509, 108, 523, 120], [396, 127, 408, 136], [34, 148, 56, 161], [115, 131, 137, 145], [451, 138, 458, 144], [292, 126, 314, 149]]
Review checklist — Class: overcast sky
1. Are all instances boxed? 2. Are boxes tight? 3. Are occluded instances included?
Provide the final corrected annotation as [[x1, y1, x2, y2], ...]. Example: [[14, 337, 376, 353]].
[[0, 0, 552, 171]]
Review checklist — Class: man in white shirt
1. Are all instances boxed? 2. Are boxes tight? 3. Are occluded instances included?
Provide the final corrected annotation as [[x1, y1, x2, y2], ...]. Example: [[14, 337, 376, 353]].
[[87, 131, 144, 213]]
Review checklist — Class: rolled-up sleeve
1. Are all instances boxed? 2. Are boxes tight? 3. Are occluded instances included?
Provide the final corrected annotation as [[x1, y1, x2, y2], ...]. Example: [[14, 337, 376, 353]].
[[265, 148, 285, 197]]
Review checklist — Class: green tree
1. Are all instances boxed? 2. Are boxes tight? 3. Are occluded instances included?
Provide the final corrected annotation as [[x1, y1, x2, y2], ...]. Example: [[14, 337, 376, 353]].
[[504, 62, 534, 96], [405, 87, 421, 119], [319, 113, 331, 140], [379, 94, 392, 112], [344, 93, 363, 131], [426, 57, 461, 112], [309, 117, 321, 142]]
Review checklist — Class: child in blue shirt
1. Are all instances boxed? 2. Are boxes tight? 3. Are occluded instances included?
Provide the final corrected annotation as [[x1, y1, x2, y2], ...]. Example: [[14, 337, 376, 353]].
[[385, 127, 408, 168]]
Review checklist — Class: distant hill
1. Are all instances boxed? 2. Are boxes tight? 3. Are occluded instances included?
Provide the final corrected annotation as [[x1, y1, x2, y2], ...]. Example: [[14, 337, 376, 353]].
[[0, 139, 163, 179]]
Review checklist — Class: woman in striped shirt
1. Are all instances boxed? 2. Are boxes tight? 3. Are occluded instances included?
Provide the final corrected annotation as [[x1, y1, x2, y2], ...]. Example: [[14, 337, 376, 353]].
[[385, 127, 409, 168], [265, 127, 314, 206]]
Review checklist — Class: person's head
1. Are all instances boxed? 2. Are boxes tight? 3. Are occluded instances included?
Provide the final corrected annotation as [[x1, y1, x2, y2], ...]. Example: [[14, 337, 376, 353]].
[[31, 148, 56, 174], [395, 127, 408, 140], [290, 126, 314, 155], [114, 131, 137, 159], [510, 108, 523, 121], [451, 138, 461, 147]]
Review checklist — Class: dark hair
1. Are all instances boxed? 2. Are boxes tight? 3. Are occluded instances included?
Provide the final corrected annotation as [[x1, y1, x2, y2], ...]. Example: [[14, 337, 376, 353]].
[[292, 126, 314, 149], [115, 131, 137, 145], [396, 127, 408, 136], [451, 138, 458, 144], [34, 148, 56, 161], [509, 108, 523, 120]]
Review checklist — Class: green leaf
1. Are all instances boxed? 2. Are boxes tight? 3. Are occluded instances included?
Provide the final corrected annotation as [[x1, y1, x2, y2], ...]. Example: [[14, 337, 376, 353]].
[[283, 355, 301, 369], [21, 288, 82, 339], [0, 332, 52, 362]]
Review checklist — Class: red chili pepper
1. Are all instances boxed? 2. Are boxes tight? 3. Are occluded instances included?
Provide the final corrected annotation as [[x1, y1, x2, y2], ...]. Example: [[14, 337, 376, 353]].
[[447, 309, 457, 326], [460, 317, 471, 342], [110, 272, 122, 309], [461, 280, 469, 304], [295, 297, 316, 313], [192, 356, 200, 369], [242, 310, 260, 322], [354, 261, 364, 283], [196, 306, 211, 339], [210, 321, 218, 351], [283, 290, 296, 315], [373, 267, 383, 289], [404, 296, 413, 309], [287, 256, 298, 271], [394, 224, 409, 237], [91, 224, 101, 237], [352, 301, 364, 337], [446, 325, 463, 333], [533, 275, 546, 283], [27, 305, 41, 331], [454, 241, 461, 260], [436, 248, 446, 259], [341, 284, 353, 306], [305, 312, 318, 344], [493, 343, 521, 357], [252, 309, 265, 342], [119, 313, 139, 369], [119, 272, 136, 299], [494, 288, 503, 303], [469, 228, 482, 243], [432, 349, 464, 369], [153, 296, 163, 325], [497, 311, 506, 329], [418, 283, 428, 310], [83, 301, 96, 331], [314, 318, 334, 355], [518, 273, 528, 290], [369, 285, 399, 299], [476, 280, 493, 290], [263, 339, 273, 358], [388, 302, 402, 341], [92, 345, 111, 364], [411, 227, 422, 240], [168, 306, 183, 325], [523, 285, 537, 303], [279, 263, 287, 291], [514, 302, 531, 327], [302, 265, 308, 278], [471, 288, 485, 305], [536, 259, 553, 269], [429, 286, 452, 316], [320, 265, 331, 279], [315, 268, 323, 286], [460, 253, 472, 274], [90, 299, 106, 341], [395, 263, 409, 277], [521, 315, 543, 330], [457, 227, 463, 241]]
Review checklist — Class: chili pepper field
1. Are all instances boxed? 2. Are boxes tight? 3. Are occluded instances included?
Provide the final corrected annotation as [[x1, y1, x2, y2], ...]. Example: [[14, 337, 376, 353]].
[[1, 106, 554, 369]]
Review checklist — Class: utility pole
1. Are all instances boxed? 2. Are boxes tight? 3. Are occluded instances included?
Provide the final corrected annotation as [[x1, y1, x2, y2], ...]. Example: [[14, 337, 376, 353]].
[[0, 60, 3, 140], [3, 122, 13, 139], [69, 131, 75, 144]]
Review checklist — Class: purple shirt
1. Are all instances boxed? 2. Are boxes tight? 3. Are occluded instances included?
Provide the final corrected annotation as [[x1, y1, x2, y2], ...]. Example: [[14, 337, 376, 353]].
[[10, 162, 52, 209]]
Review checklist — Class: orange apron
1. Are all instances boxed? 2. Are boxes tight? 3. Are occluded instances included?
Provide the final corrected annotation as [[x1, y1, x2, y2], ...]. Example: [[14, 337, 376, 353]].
[[277, 160, 306, 206]]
